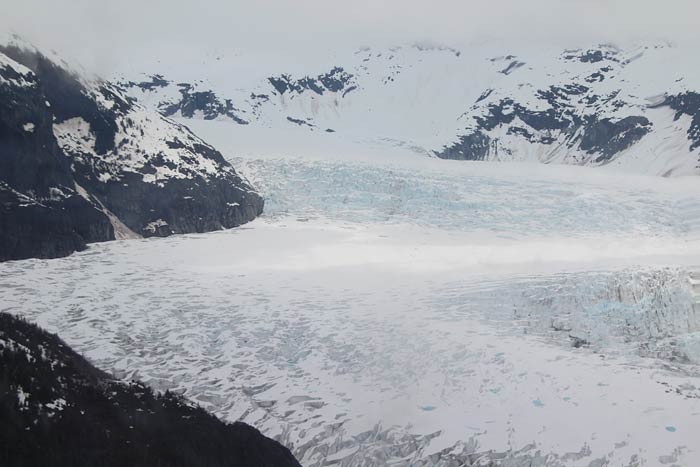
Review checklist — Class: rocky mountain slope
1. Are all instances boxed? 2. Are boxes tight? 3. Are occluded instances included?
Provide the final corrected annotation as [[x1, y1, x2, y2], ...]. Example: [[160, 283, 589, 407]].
[[118, 43, 700, 176], [0, 312, 302, 467], [0, 38, 263, 261]]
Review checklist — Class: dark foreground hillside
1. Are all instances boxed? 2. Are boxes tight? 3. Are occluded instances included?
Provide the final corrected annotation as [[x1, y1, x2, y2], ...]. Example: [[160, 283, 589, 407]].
[[0, 312, 301, 467]]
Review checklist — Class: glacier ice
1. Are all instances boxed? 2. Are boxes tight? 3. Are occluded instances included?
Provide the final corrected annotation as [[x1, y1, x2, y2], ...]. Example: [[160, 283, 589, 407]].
[[2, 154, 700, 466]]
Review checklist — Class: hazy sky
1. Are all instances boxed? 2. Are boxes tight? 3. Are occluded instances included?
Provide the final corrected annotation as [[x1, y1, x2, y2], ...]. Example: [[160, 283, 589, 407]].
[[3, 0, 699, 74]]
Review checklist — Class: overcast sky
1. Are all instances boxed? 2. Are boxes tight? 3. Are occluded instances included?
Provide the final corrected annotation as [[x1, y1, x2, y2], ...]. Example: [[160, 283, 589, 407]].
[[3, 0, 699, 74]]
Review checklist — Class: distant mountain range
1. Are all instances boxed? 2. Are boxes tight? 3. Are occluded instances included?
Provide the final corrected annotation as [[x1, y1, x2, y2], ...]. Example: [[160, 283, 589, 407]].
[[119, 42, 700, 176]]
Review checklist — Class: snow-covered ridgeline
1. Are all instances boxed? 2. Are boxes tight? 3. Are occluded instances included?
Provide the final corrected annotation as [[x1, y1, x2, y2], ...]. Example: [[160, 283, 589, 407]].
[[0, 38, 263, 260], [119, 42, 700, 175]]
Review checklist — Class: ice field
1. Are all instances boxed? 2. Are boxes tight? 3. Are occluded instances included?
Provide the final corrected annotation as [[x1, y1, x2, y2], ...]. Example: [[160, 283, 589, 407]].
[[3, 141, 700, 465]]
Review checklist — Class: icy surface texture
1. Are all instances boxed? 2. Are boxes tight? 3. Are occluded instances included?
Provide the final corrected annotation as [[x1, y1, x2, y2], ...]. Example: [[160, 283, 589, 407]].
[[3, 151, 700, 465], [233, 156, 694, 238]]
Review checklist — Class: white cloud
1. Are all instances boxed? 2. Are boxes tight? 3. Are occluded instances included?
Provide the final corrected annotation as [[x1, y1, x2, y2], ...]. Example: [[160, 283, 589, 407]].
[[2, 0, 698, 74]]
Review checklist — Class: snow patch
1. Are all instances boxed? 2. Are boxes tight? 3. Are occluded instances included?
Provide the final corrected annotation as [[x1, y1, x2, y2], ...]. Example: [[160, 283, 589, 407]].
[[143, 219, 168, 234], [16, 387, 30, 408], [0, 52, 35, 88]]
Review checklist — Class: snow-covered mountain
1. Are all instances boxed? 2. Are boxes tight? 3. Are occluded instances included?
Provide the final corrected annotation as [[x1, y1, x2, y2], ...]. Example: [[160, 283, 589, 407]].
[[0, 37, 263, 261], [6, 35, 700, 466], [119, 42, 700, 176]]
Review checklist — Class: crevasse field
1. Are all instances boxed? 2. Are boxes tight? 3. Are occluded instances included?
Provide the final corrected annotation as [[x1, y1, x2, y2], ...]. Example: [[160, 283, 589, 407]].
[[3, 122, 700, 466]]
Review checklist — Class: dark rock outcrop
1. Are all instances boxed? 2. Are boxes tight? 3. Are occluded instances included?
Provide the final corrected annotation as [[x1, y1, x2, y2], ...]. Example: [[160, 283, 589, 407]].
[[268, 67, 355, 96], [123, 73, 170, 91], [119, 76, 250, 124], [435, 132, 491, 161], [436, 82, 651, 162], [433, 45, 670, 164], [160, 84, 249, 124], [579, 115, 652, 161], [563, 47, 620, 63], [0, 48, 114, 260], [0, 184, 112, 260], [663, 92, 700, 151], [0, 41, 263, 261], [0, 312, 302, 467], [286, 116, 315, 128]]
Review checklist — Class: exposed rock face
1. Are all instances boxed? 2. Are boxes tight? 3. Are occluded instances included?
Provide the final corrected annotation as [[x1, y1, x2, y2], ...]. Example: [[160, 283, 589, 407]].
[[0, 50, 114, 260], [437, 96, 652, 163], [0, 312, 302, 467], [119, 66, 358, 124], [0, 184, 112, 261], [432, 45, 697, 168], [268, 67, 356, 96], [437, 133, 491, 161], [436, 75, 652, 163], [120, 75, 253, 124], [579, 116, 652, 161], [664, 91, 700, 151], [160, 83, 250, 124], [563, 48, 619, 63], [0, 41, 263, 261]]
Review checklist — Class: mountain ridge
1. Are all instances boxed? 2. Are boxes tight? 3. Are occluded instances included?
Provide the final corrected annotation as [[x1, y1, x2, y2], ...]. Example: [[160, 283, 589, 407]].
[[0, 37, 263, 261], [118, 42, 700, 176]]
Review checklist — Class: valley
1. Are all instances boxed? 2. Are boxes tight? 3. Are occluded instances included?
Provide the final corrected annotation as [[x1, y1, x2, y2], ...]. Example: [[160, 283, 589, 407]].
[[3, 144, 700, 465]]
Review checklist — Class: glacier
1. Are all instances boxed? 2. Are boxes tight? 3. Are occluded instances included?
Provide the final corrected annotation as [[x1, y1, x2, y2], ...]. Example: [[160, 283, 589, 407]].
[[2, 139, 700, 466]]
